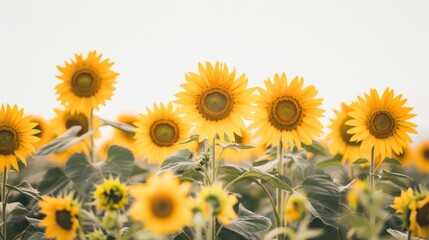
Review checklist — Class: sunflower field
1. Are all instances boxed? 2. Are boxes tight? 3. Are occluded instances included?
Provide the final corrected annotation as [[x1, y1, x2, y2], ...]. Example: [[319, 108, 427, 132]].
[[1, 50, 428, 240]]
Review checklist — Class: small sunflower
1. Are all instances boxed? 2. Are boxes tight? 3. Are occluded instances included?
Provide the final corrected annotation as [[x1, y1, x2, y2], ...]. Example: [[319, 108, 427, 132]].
[[134, 102, 192, 164], [129, 171, 193, 234], [391, 188, 414, 228], [112, 113, 139, 156], [175, 62, 255, 142], [31, 116, 54, 149], [414, 141, 429, 173], [250, 73, 324, 151], [94, 177, 128, 211], [219, 128, 266, 163], [56, 51, 118, 114], [326, 103, 367, 164], [347, 88, 417, 160], [346, 179, 368, 211], [39, 195, 80, 240], [409, 194, 429, 238], [0, 104, 39, 172], [284, 194, 306, 223], [199, 185, 238, 225]]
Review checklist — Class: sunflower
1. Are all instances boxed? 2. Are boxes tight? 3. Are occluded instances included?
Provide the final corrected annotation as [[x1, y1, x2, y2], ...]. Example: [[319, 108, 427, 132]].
[[134, 102, 192, 164], [175, 62, 255, 142], [347, 88, 417, 160], [250, 73, 324, 151], [393, 144, 412, 167], [326, 103, 368, 164], [112, 113, 139, 154], [56, 51, 118, 114], [284, 194, 306, 223], [50, 108, 101, 165], [31, 116, 54, 150], [346, 179, 368, 211], [218, 128, 266, 163], [414, 141, 429, 173], [129, 171, 193, 234], [391, 188, 414, 228], [409, 194, 429, 238], [39, 195, 80, 240], [0, 104, 39, 172], [199, 185, 238, 225], [93, 177, 128, 211]]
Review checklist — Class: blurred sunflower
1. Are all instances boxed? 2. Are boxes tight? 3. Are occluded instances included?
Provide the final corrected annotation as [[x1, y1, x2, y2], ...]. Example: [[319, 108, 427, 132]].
[[414, 141, 429, 173], [112, 113, 139, 155], [175, 62, 255, 142], [409, 194, 429, 238], [39, 195, 80, 240], [31, 116, 54, 150], [326, 103, 367, 164], [56, 51, 118, 114], [199, 185, 238, 225], [346, 179, 367, 211], [129, 171, 193, 234], [134, 102, 193, 164], [391, 188, 414, 228], [347, 88, 417, 160], [284, 194, 306, 223], [219, 129, 265, 163], [250, 73, 324, 151], [0, 104, 39, 172], [93, 177, 128, 211]]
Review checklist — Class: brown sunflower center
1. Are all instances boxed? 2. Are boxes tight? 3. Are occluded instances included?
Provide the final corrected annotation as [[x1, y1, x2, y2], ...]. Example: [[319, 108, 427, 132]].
[[71, 70, 100, 97], [0, 127, 19, 155], [103, 187, 123, 205], [269, 96, 303, 131], [368, 111, 397, 139], [205, 195, 222, 215], [198, 87, 233, 121], [55, 209, 73, 230], [423, 149, 429, 161], [65, 114, 88, 137], [340, 117, 359, 146], [150, 120, 179, 147], [151, 197, 173, 218], [417, 203, 429, 227]]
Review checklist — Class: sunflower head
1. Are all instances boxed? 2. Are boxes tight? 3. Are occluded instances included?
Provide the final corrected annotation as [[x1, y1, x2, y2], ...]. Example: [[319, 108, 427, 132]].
[[134, 102, 193, 164], [38, 195, 80, 240], [391, 188, 414, 228], [284, 194, 306, 223], [250, 73, 324, 151], [414, 141, 429, 173], [56, 51, 118, 114], [347, 88, 417, 160], [409, 194, 429, 238], [129, 171, 193, 234], [199, 185, 238, 225], [94, 177, 128, 211], [0, 104, 40, 172], [346, 179, 368, 211], [31, 116, 54, 149], [175, 62, 255, 142]]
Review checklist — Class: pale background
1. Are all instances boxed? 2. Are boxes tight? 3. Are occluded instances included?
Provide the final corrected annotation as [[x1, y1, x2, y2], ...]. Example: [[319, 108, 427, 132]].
[[1, 0, 428, 144]]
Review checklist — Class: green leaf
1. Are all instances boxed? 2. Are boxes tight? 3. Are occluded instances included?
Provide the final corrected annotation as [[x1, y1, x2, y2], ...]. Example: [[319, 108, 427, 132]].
[[353, 158, 368, 164], [218, 143, 255, 151], [178, 134, 199, 144], [101, 118, 135, 134], [5, 181, 41, 201], [26, 233, 48, 240], [317, 155, 342, 168], [3, 202, 28, 216], [218, 165, 247, 183], [159, 149, 200, 173], [303, 140, 329, 157], [379, 170, 413, 189], [106, 145, 135, 180], [386, 228, 424, 240], [64, 153, 97, 194], [38, 167, 71, 195], [381, 157, 402, 166], [225, 204, 272, 239], [239, 165, 292, 192], [218, 228, 248, 240]]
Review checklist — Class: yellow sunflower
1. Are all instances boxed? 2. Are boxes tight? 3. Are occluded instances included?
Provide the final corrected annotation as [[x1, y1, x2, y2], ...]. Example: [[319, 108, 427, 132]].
[[56, 51, 118, 114], [39, 195, 80, 240], [112, 113, 139, 156], [326, 103, 368, 164], [284, 194, 306, 223], [409, 194, 429, 238], [175, 62, 255, 142], [0, 104, 39, 172], [93, 177, 128, 211], [347, 88, 417, 160], [134, 102, 192, 164], [31, 116, 54, 150], [199, 185, 238, 225], [129, 171, 193, 234], [391, 188, 414, 229], [250, 73, 324, 151], [414, 141, 429, 173], [393, 144, 412, 167], [346, 179, 367, 211], [49, 108, 101, 165], [218, 128, 266, 163]]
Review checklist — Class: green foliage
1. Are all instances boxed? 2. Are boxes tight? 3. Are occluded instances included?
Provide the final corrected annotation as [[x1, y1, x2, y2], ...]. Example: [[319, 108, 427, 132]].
[[224, 204, 272, 239], [303, 140, 329, 157]]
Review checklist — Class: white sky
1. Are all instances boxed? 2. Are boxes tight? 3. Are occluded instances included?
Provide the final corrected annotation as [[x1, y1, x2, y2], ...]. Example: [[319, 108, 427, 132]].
[[1, 0, 428, 143]]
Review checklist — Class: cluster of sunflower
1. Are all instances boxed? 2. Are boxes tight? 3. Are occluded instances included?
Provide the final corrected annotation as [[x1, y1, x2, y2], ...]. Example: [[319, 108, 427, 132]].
[[0, 50, 427, 240]]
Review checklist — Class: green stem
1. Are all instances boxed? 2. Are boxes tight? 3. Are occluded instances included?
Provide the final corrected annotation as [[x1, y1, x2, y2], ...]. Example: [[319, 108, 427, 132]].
[[254, 180, 281, 228], [407, 231, 412, 240], [1, 170, 7, 240], [276, 141, 284, 240], [369, 147, 376, 228], [89, 108, 95, 163], [210, 136, 217, 240]]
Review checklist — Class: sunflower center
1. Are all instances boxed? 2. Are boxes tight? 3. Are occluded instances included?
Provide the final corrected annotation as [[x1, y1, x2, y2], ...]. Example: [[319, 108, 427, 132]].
[[269, 96, 303, 131], [205, 195, 222, 215], [150, 120, 179, 147], [423, 149, 429, 161], [103, 187, 123, 205], [65, 114, 88, 137], [151, 197, 173, 218], [71, 70, 100, 97], [417, 203, 429, 227], [340, 117, 359, 146], [0, 127, 19, 155], [198, 87, 233, 121], [55, 209, 73, 230], [368, 111, 397, 139]]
